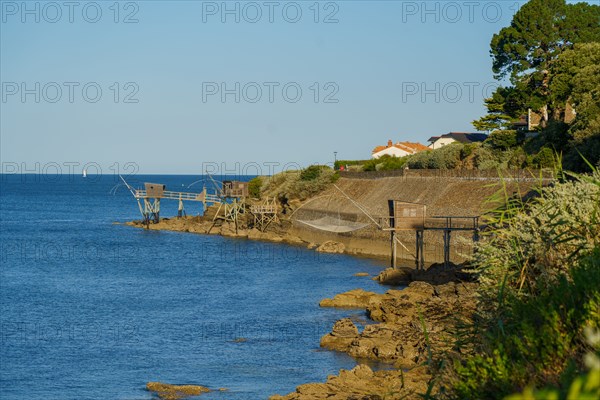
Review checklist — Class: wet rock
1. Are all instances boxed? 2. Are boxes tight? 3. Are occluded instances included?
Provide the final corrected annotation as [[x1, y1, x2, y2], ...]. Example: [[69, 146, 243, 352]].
[[316, 241, 345, 254], [410, 263, 475, 284], [283, 235, 305, 245], [332, 318, 359, 337], [321, 281, 478, 369], [320, 318, 359, 352], [373, 267, 412, 286], [146, 382, 210, 399], [320, 289, 378, 309], [270, 364, 430, 400], [247, 228, 283, 242]]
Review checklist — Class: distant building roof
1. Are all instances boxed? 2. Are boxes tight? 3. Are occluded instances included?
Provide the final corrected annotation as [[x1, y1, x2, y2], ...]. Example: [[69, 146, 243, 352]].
[[397, 141, 430, 152], [372, 139, 429, 155], [428, 132, 487, 144]]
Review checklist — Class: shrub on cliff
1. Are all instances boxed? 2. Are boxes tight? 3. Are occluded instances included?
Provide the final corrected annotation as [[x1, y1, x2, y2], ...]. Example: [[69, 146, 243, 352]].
[[262, 166, 338, 202], [248, 176, 263, 198], [300, 165, 327, 181], [453, 249, 600, 399], [362, 154, 408, 171], [475, 171, 599, 299], [531, 147, 556, 168], [407, 143, 463, 169]]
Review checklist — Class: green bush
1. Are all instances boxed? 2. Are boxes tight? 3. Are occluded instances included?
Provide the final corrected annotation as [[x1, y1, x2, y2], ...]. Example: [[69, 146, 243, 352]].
[[461, 143, 477, 159], [475, 172, 600, 298], [361, 155, 408, 171], [454, 249, 600, 399], [262, 167, 338, 201], [451, 170, 600, 399], [406, 143, 462, 169], [472, 146, 500, 170], [506, 147, 529, 168], [532, 147, 556, 168], [334, 160, 369, 170], [248, 176, 262, 198], [362, 158, 380, 171], [300, 165, 328, 181], [379, 156, 408, 170], [487, 129, 519, 149]]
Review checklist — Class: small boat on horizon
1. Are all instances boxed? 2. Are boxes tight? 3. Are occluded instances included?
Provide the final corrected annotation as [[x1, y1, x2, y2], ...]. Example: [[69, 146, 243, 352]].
[[83, 169, 87, 178]]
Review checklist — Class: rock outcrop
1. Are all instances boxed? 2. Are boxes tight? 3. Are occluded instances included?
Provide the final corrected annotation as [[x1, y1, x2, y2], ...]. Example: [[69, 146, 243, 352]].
[[274, 280, 477, 399], [270, 364, 431, 400], [315, 241, 345, 254], [146, 382, 210, 399], [374, 264, 475, 286], [320, 281, 477, 369], [373, 267, 413, 286], [319, 289, 379, 308]]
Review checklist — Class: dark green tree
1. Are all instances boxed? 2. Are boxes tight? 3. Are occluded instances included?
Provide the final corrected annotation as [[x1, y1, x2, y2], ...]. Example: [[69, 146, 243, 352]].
[[486, 130, 519, 150], [474, 0, 600, 171], [473, 86, 528, 132], [490, 0, 600, 83]]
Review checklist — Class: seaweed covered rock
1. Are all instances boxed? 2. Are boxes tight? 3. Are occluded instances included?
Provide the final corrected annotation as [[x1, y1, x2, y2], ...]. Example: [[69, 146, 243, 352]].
[[319, 289, 379, 308], [146, 382, 210, 399]]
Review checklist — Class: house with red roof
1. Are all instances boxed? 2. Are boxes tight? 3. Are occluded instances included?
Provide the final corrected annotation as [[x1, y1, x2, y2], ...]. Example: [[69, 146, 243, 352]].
[[372, 140, 429, 159]]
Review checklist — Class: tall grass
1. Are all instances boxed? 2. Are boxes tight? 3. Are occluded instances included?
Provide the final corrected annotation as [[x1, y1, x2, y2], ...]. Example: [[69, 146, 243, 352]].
[[445, 165, 600, 399]]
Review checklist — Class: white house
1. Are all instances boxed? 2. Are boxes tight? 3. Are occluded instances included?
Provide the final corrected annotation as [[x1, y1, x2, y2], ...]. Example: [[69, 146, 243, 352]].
[[372, 140, 429, 159], [427, 132, 488, 149]]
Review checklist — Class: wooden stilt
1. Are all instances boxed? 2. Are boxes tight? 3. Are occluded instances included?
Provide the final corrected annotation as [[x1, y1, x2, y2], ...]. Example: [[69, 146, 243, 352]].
[[415, 230, 420, 270], [391, 231, 397, 269]]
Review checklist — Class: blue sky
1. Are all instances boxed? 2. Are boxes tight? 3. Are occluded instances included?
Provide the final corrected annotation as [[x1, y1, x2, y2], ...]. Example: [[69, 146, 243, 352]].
[[0, 0, 585, 174]]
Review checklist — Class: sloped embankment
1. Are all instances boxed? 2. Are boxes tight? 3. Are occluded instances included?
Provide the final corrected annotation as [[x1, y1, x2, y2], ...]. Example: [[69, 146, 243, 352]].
[[288, 174, 542, 261]]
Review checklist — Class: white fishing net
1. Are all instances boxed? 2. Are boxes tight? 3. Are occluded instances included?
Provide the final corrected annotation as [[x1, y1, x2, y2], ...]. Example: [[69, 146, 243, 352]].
[[295, 215, 372, 233]]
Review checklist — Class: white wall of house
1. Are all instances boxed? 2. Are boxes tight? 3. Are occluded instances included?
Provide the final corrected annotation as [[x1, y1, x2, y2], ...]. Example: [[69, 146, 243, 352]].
[[428, 137, 456, 149], [372, 146, 411, 159]]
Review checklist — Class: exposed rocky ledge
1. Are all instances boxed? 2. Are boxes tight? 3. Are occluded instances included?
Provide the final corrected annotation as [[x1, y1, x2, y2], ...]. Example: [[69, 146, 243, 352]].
[[320, 281, 477, 368], [270, 364, 430, 400], [319, 289, 379, 308], [273, 280, 477, 399], [374, 263, 474, 286], [126, 218, 305, 246], [146, 382, 210, 399], [315, 240, 346, 254]]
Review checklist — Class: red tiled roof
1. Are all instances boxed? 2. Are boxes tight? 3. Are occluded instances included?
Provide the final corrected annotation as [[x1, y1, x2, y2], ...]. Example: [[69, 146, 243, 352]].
[[372, 141, 429, 155]]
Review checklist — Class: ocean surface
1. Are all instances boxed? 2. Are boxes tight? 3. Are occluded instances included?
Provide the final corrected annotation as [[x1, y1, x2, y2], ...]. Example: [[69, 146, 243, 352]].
[[0, 174, 389, 399]]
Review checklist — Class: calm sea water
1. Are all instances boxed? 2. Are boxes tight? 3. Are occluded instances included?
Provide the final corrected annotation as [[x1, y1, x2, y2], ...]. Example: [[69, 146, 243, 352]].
[[0, 174, 388, 399]]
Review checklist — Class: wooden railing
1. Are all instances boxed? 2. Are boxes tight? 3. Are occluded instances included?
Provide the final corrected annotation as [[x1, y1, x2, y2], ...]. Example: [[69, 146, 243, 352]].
[[134, 189, 205, 202]]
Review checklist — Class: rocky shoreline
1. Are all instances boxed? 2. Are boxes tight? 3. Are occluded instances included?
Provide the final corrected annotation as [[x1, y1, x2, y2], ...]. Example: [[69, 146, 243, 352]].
[[124, 216, 388, 260], [270, 280, 477, 399], [124, 216, 477, 399]]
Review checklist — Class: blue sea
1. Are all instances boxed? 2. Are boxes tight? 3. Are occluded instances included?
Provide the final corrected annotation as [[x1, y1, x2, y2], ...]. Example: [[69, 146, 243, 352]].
[[0, 174, 389, 399]]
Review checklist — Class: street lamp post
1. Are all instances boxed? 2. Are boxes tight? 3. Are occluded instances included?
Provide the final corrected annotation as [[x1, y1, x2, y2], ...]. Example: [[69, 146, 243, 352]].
[[333, 151, 338, 169]]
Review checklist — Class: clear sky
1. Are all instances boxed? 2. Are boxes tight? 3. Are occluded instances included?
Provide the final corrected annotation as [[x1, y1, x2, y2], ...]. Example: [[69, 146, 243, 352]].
[[1, 0, 591, 174]]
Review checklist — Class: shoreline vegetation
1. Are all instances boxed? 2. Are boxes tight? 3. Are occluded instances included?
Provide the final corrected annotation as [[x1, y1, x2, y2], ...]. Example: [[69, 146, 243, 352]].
[[130, 1, 600, 396], [128, 166, 599, 399]]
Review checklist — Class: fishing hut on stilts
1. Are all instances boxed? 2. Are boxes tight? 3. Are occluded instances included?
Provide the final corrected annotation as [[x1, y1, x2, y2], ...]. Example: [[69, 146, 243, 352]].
[[208, 180, 249, 234], [291, 184, 480, 271], [120, 176, 220, 228]]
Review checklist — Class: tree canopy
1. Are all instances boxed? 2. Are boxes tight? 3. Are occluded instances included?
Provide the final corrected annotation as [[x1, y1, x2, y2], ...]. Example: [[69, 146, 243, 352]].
[[474, 0, 600, 170], [490, 0, 600, 83]]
